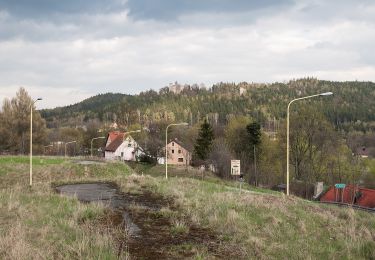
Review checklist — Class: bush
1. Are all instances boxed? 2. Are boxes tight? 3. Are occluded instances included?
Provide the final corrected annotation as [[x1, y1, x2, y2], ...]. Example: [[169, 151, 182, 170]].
[[138, 154, 157, 164]]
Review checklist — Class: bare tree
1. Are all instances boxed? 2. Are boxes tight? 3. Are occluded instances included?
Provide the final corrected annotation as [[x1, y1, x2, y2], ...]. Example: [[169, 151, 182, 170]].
[[0, 87, 46, 154]]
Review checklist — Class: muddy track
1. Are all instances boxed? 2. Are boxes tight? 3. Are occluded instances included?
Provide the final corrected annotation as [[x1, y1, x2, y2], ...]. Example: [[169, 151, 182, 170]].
[[55, 182, 240, 259]]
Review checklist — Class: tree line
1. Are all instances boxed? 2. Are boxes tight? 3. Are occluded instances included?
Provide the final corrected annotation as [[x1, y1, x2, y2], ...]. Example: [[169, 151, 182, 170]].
[[2, 86, 375, 197], [41, 78, 375, 133]]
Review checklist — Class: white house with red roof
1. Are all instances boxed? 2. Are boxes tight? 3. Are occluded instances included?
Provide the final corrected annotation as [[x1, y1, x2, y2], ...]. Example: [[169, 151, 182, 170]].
[[104, 131, 144, 161]]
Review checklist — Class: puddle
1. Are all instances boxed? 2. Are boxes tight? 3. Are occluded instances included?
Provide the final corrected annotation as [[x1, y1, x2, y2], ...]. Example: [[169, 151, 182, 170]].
[[55, 182, 144, 237], [55, 182, 239, 259], [55, 183, 126, 207]]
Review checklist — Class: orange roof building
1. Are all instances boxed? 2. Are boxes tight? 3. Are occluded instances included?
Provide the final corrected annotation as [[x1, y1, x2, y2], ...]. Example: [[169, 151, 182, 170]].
[[320, 184, 375, 209]]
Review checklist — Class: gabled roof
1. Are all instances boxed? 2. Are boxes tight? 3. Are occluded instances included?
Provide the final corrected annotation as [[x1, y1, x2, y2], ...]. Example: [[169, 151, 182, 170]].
[[105, 132, 140, 152], [168, 139, 190, 152], [105, 134, 124, 152], [106, 131, 124, 145]]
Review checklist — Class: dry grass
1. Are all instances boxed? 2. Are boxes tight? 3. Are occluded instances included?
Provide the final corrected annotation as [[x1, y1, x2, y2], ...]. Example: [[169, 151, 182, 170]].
[[1, 157, 375, 259], [170, 219, 189, 235], [0, 157, 132, 260], [150, 175, 375, 259]]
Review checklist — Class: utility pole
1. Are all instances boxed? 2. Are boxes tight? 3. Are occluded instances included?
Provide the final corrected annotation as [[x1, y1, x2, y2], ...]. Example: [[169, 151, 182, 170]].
[[254, 145, 257, 186], [30, 97, 42, 187]]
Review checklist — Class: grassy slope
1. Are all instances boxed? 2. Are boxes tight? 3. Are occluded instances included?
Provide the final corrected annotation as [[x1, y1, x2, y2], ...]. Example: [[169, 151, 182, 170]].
[[0, 156, 133, 259], [0, 157, 374, 259], [140, 165, 375, 259]]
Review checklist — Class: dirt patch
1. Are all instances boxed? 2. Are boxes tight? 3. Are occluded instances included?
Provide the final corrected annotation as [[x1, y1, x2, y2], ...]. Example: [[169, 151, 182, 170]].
[[55, 182, 241, 259], [122, 193, 231, 259]]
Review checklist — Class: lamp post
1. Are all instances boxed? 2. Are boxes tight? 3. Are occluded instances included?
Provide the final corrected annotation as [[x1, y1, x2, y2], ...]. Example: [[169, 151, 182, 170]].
[[286, 92, 333, 195], [30, 97, 42, 187], [165, 123, 188, 179], [65, 141, 77, 157], [91, 137, 105, 157], [123, 130, 141, 141]]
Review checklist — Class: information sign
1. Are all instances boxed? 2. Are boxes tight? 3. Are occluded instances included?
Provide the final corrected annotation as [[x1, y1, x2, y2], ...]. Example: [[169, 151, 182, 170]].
[[231, 160, 240, 175]]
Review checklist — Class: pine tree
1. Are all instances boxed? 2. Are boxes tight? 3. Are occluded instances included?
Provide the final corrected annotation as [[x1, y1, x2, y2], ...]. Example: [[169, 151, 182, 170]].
[[246, 121, 262, 185], [246, 122, 261, 147], [194, 119, 214, 163]]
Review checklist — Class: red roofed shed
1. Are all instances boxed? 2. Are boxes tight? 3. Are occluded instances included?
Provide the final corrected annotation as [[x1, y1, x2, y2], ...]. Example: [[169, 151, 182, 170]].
[[320, 184, 375, 209]]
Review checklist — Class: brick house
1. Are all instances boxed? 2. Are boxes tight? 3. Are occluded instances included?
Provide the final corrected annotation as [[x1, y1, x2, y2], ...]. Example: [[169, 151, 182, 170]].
[[158, 139, 191, 166]]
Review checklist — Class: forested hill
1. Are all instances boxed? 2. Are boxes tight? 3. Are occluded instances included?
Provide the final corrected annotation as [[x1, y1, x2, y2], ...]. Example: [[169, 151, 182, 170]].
[[42, 92, 129, 120], [41, 78, 375, 132]]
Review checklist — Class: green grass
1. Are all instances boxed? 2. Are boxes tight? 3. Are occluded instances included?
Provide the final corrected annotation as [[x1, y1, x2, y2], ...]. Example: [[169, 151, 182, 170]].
[[136, 163, 279, 195], [0, 184, 117, 259], [0, 156, 65, 165], [1, 156, 375, 259], [170, 220, 189, 235], [137, 165, 375, 259], [0, 156, 132, 259]]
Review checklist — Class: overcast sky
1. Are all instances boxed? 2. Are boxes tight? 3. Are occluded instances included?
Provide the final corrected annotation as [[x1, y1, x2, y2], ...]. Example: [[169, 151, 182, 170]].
[[0, 0, 374, 108]]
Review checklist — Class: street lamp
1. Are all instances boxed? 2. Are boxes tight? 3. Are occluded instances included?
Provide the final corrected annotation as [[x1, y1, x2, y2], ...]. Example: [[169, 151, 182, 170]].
[[286, 92, 333, 195], [123, 130, 141, 141], [165, 123, 189, 179], [65, 141, 77, 157], [30, 97, 42, 187], [91, 137, 105, 157]]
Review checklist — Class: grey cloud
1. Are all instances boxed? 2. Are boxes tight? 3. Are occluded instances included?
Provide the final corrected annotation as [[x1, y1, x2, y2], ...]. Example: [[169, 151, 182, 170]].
[[0, 0, 126, 19], [294, 0, 375, 26], [0, 0, 129, 41], [1, 0, 375, 108], [126, 0, 293, 20], [0, 0, 293, 42]]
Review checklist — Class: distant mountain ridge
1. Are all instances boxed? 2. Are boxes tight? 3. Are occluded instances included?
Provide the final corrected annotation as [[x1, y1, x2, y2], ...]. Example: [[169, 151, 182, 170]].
[[40, 78, 375, 132], [42, 92, 128, 115]]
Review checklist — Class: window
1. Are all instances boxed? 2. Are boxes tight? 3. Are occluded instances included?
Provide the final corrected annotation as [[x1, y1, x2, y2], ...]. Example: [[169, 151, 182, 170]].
[[121, 152, 124, 157], [178, 150, 181, 154], [128, 143, 132, 147], [178, 158, 184, 162], [172, 149, 175, 154], [172, 142, 174, 146]]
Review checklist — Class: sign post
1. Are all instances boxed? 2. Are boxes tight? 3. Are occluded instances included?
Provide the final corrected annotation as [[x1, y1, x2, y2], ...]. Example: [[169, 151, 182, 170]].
[[239, 173, 244, 193], [334, 183, 346, 202], [231, 160, 240, 176], [231, 160, 241, 193]]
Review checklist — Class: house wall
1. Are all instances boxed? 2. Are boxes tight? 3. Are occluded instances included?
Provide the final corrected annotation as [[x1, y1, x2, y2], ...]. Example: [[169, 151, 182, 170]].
[[166, 141, 191, 166], [105, 136, 144, 161], [105, 151, 116, 160]]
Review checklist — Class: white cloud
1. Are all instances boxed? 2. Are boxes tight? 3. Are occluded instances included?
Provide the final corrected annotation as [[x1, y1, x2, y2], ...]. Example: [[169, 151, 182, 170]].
[[0, 85, 92, 109], [0, 1, 375, 108]]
